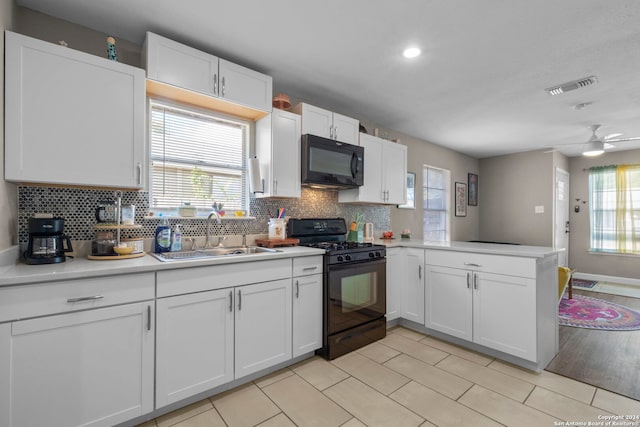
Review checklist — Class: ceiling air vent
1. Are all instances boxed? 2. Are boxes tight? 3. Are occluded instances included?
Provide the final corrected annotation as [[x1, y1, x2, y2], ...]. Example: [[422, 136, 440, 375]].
[[545, 76, 598, 96]]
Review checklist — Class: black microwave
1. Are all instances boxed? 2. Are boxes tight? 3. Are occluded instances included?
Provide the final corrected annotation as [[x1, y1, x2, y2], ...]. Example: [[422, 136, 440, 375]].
[[301, 134, 364, 189]]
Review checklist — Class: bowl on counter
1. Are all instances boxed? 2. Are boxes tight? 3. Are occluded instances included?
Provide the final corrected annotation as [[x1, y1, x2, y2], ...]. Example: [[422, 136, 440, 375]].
[[113, 245, 135, 255]]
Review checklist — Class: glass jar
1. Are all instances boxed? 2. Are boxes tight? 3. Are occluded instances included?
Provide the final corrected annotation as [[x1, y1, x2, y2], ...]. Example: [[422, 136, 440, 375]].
[[268, 218, 286, 240]]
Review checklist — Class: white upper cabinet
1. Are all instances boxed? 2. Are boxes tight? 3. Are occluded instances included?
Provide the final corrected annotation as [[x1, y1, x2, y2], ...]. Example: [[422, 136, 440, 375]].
[[338, 133, 407, 204], [4, 31, 146, 188], [256, 109, 302, 198], [144, 32, 272, 113], [145, 32, 218, 95], [292, 103, 360, 145]]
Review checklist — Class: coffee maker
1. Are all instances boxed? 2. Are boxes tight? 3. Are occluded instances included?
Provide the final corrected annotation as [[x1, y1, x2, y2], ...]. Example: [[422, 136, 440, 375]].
[[24, 217, 73, 265]]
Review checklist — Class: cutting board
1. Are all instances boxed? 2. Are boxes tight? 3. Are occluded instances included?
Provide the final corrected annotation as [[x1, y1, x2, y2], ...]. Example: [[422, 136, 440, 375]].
[[87, 252, 146, 260], [255, 238, 299, 248]]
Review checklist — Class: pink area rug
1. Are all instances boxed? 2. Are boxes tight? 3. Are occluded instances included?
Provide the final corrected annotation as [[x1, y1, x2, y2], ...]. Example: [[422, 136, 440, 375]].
[[559, 294, 640, 331]]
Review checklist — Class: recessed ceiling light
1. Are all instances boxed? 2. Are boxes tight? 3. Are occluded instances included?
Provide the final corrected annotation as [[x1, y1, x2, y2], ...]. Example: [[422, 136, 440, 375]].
[[403, 47, 421, 58]]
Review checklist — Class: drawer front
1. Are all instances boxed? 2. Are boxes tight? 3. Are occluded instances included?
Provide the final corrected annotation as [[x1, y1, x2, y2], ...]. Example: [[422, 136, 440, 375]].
[[0, 273, 155, 323], [157, 258, 291, 297], [292, 256, 323, 277], [425, 250, 536, 278]]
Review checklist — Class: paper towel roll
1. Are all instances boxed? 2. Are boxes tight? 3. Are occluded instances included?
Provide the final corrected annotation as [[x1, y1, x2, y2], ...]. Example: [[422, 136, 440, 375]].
[[248, 156, 263, 193]]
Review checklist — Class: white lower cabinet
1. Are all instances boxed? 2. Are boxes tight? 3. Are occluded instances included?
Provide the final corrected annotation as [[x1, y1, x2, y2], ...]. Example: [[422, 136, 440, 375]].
[[292, 273, 323, 357], [0, 302, 154, 427], [424, 250, 538, 362], [156, 289, 234, 407], [402, 248, 425, 323], [235, 279, 292, 378], [385, 248, 403, 321], [155, 260, 295, 408]]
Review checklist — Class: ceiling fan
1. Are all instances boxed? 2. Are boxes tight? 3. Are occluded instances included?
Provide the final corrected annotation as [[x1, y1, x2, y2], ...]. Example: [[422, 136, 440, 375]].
[[547, 124, 640, 156]]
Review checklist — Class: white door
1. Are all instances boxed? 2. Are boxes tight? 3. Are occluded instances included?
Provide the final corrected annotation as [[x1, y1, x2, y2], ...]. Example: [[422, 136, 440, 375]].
[[7, 303, 154, 427], [271, 109, 302, 198], [424, 265, 473, 341], [300, 103, 333, 139], [384, 142, 408, 205], [146, 31, 218, 96], [235, 279, 292, 378], [554, 168, 570, 267], [357, 134, 385, 202], [156, 289, 234, 407], [332, 112, 360, 145], [402, 248, 425, 323], [292, 274, 323, 357], [385, 248, 404, 321], [219, 58, 273, 111], [472, 272, 537, 361]]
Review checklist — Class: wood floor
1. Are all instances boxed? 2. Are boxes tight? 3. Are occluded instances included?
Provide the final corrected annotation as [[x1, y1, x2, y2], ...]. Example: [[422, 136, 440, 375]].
[[545, 289, 640, 401]]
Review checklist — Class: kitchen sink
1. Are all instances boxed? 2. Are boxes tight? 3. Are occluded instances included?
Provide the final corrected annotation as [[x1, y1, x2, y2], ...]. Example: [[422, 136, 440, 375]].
[[151, 246, 279, 262]]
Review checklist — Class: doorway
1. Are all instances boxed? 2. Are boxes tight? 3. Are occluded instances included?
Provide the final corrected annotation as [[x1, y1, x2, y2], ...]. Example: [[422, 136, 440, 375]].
[[554, 168, 570, 267]]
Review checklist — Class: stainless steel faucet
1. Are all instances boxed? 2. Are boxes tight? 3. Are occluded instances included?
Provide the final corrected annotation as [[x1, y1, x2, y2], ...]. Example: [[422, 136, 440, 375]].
[[204, 211, 222, 248]]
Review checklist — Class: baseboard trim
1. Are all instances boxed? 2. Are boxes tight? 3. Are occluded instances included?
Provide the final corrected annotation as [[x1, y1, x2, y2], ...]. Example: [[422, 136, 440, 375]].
[[572, 272, 640, 287]]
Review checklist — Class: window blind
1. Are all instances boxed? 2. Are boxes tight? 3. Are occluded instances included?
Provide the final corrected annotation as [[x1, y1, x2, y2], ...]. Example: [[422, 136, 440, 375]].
[[149, 101, 248, 211]]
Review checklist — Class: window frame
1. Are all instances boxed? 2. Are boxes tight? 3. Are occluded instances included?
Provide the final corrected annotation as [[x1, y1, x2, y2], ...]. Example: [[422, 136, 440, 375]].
[[423, 164, 451, 241], [147, 98, 251, 216]]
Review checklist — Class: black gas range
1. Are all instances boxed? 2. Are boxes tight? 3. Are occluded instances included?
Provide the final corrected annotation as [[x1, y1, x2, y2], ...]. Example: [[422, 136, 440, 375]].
[[288, 218, 387, 359]]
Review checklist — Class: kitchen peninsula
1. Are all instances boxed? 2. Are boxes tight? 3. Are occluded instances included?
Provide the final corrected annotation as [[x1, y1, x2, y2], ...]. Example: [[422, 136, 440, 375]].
[[383, 239, 559, 373]]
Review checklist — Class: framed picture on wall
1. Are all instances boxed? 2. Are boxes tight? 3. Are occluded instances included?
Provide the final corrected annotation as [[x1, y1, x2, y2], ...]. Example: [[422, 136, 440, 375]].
[[397, 172, 416, 209], [455, 182, 467, 217], [468, 173, 478, 206]]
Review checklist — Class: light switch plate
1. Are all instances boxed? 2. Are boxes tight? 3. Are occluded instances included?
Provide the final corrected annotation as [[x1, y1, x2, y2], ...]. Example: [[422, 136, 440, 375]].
[[534, 205, 544, 214]]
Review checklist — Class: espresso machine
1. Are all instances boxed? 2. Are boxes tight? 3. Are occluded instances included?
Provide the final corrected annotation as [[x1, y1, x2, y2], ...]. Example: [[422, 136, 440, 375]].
[[24, 217, 73, 265]]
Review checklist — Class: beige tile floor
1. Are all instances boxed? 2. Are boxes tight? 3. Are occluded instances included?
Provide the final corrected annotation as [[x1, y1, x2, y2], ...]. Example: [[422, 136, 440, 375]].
[[137, 326, 640, 427]]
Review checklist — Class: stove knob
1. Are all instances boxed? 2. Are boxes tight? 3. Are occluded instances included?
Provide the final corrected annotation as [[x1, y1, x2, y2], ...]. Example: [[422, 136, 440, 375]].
[[345, 255, 351, 261], [337, 256, 344, 262], [375, 251, 381, 257], [369, 252, 375, 258]]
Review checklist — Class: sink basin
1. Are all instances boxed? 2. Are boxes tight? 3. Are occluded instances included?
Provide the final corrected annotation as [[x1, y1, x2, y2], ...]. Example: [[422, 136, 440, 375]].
[[151, 246, 279, 262]]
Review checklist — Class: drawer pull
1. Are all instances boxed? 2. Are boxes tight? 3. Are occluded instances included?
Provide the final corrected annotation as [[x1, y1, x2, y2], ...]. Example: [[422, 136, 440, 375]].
[[302, 266, 318, 271], [67, 295, 104, 303], [464, 263, 482, 267]]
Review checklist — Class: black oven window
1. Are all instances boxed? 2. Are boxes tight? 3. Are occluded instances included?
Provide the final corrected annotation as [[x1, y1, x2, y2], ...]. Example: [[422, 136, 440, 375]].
[[310, 147, 352, 176], [341, 272, 377, 312]]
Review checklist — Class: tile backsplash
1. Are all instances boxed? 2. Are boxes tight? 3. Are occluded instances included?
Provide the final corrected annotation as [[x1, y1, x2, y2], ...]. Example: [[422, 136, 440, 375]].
[[18, 186, 391, 243]]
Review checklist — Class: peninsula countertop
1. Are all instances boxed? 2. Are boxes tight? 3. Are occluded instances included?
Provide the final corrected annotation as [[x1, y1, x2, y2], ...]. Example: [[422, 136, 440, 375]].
[[375, 238, 559, 258]]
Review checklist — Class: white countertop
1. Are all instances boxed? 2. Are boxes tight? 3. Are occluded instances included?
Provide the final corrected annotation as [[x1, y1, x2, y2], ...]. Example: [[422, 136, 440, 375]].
[[0, 246, 325, 287], [376, 238, 559, 258]]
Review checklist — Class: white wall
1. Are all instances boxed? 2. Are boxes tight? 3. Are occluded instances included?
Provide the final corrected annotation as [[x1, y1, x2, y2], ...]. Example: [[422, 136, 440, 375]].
[[568, 149, 640, 278], [479, 150, 555, 246], [0, 0, 17, 251]]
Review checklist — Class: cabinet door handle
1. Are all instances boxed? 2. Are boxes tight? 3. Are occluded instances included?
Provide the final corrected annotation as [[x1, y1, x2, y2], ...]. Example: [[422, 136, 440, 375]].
[[474, 273, 478, 290], [228, 290, 233, 312], [302, 266, 318, 271], [147, 305, 151, 331], [296, 280, 300, 298], [274, 179, 278, 195], [418, 265, 422, 279], [213, 74, 218, 94], [329, 125, 334, 139], [221, 76, 226, 97], [334, 126, 337, 140], [238, 289, 242, 311], [466, 272, 471, 289], [464, 263, 481, 267], [137, 162, 142, 186], [67, 295, 104, 303]]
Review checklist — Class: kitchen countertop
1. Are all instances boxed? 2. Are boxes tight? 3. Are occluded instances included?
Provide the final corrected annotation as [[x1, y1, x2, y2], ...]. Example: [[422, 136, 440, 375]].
[[0, 246, 325, 287], [376, 238, 559, 258]]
